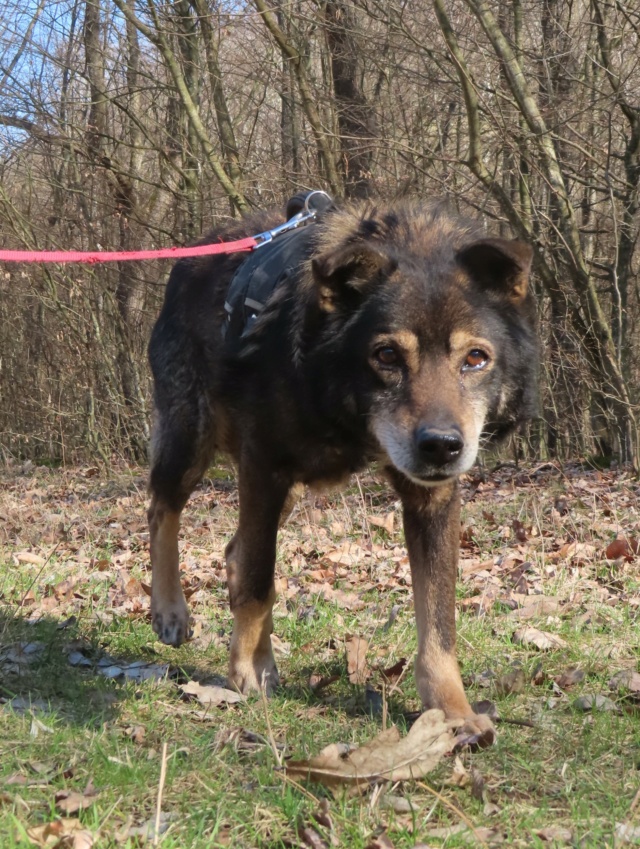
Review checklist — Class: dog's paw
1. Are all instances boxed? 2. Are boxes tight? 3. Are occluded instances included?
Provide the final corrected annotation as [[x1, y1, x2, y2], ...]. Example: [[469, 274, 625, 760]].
[[151, 597, 192, 647], [228, 655, 279, 696], [454, 712, 496, 751]]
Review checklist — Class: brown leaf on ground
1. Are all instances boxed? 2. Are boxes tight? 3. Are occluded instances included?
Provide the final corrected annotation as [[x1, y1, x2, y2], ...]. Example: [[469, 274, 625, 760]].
[[116, 812, 176, 843], [555, 667, 585, 690], [605, 538, 639, 561], [180, 680, 245, 707], [535, 826, 573, 843], [26, 818, 94, 848], [573, 694, 618, 712], [615, 822, 640, 844], [509, 596, 560, 620], [364, 832, 395, 849], [445, 755, 470, 787], [512, 627, 567, 651], [298, 825, 329, 849], [345, 635, 371, 684], [285, 709, 458, 792], [378, 657, 407, 685], [609, 669, 640, 697], [494, 665, 525, 696], [15, 551, 46, 565], [368, 512, 395, 535], [55, 787, 98, 815]]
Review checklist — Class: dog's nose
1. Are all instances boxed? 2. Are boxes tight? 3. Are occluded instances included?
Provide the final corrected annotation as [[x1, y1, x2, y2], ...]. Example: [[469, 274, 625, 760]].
[[415, 426, 464, 466]]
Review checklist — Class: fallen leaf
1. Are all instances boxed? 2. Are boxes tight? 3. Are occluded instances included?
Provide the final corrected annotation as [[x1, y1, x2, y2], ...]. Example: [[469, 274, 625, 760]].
[[368, 512, 395, 535], [55, 788, 97, 815], [118, 812, 175, 842], [509, 596, 560, 620], [555, 667, 585, 690], [180, 680, 245, 707], [445, 755, 470, 787], [609, 669, 640, 697], [15, 551, 46, 565], [606, 538, 638, 561], [378, 658, 406, 685], [615, 821, 640, 843], [380, 794, 416, 813], [364, 832, 395, 849], [285, 708, 458, 792], [298, 825, 329, 849], [573, 694, 618, 712], [494, 665, 526, 696], [535, 826, 573, 843], [25, 818, 94, 848], [345, 635, 371, 684], [512, 627, 567, 651]]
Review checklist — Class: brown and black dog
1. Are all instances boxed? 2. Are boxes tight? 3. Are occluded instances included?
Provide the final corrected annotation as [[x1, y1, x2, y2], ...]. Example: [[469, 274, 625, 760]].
[[147, 198, 538, 743]]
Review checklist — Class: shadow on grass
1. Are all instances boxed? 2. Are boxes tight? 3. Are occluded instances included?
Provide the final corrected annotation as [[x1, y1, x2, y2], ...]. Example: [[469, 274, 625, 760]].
[[0, 608, 168, 728]]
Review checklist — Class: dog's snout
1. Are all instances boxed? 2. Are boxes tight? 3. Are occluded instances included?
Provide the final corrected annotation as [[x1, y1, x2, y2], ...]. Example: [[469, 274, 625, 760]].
[[415, 426, 464, 466]]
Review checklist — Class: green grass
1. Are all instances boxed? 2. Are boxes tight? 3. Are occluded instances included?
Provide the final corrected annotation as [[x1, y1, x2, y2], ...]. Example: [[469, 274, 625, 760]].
[[1, 463, 640, 847]]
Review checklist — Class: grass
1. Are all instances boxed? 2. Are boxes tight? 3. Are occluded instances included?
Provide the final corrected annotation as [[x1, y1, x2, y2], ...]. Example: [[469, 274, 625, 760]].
[[1, 461, 640, 847]]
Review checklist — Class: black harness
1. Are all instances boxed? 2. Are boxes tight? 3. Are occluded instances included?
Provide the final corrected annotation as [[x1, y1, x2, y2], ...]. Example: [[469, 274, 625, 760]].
[[222, 191, 332, 341]]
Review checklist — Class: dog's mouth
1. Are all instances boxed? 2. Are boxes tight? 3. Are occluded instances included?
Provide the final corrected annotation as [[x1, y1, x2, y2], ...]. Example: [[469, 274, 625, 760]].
[[401, 469, 456, 488]]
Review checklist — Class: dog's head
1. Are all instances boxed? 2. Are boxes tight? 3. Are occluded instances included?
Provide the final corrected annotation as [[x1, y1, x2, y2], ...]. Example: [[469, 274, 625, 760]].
[[309, 203, 538, 486]]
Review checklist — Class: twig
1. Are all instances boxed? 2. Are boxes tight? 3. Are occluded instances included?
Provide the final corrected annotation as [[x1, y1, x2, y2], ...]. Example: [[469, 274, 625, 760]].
[[381, 681, 388, 731], [153, 742, 168, 847], [417, 781, 490, 849], [260, 674, 283, 767], [274, 769, 320, 803]]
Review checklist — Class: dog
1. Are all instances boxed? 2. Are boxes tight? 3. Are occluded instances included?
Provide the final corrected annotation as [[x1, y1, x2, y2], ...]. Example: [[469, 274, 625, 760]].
[[147, 196, 538, 744]]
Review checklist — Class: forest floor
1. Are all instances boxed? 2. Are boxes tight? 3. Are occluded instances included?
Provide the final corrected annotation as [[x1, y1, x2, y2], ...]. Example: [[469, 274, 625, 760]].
[[1, 460, 640, 848]]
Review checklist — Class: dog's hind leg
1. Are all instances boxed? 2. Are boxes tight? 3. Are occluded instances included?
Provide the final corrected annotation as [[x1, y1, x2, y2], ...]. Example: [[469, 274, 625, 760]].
[[225, 459, 291, 695], [148, 406, 213, 647]]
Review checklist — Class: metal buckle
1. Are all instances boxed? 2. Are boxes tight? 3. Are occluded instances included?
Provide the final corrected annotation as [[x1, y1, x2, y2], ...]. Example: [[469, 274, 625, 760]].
[[253, 191, 332, 249]]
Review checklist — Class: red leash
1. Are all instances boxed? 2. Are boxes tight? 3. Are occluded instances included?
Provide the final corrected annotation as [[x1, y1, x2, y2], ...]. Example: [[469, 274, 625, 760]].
[[0, 236, 258, 264], [0, 191, 332, 264]]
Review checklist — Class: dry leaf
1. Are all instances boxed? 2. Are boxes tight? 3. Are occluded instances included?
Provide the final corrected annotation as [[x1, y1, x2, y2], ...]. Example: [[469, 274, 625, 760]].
[[512, 627, 567, 651], [364, 832, 395, 849], [55, 789, 97, 815], [16, 551, 46, 565], [368, 512, 395, 535], [555, 667, 585, 690], [615, 822, 640, 844], [378, 658, 406, 685], [610, 669, 640, 697], [509, 596, 560, 620], [494, 665, 526, 696], [535, 826, 573, 843], [285, 708, 458, 792], [25, 818, 93, 848], [118, 812, 176, 842], [573, 694, 618, 712], [606, 539, 638, 561], [345, 635, 371, 684], [298, 825, 329, 849], [180, 680, 245, 707]]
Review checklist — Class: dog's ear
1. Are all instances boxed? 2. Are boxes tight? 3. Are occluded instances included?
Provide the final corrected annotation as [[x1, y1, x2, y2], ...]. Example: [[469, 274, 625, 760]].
[[457, 238, 533, 303], [312, 243, 397, 312]]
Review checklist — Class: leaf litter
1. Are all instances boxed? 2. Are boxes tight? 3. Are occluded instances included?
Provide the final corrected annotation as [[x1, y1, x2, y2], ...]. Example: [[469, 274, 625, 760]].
[[3, 461, 640, 844], [285, 709, 459, 793]]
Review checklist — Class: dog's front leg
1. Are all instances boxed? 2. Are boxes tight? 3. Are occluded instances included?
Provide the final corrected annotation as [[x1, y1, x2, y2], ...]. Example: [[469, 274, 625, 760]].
[[226, 460, 291, 696], [390, 470, 495, 746]]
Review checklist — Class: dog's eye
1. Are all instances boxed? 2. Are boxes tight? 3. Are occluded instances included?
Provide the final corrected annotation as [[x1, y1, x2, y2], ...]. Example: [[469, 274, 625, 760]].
[[374, 346, 400, 366], [463, 349, 489, 371]]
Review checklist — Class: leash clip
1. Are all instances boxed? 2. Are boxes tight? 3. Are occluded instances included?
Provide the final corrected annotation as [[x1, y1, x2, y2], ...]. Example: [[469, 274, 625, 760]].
[[253, 190, 332, 249]]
